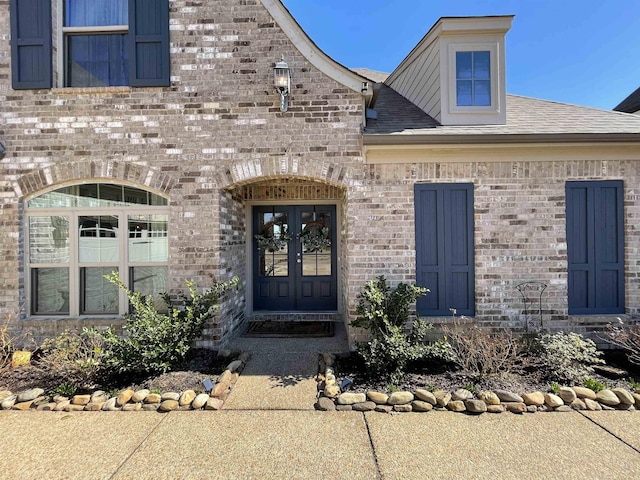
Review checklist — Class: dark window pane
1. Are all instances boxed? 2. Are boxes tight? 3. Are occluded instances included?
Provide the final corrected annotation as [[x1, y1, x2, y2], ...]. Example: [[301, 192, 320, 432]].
[[456, 51, 472, 79], [473, 51, 491, 79], [67, 34, 129, 87], [32, 268, 70, 314], [474, 80, 491, 106], [456, 80, 472, 106], [130, 266, 168, 312], [81, 267, 119, 314], [65, 0, 128, 27]]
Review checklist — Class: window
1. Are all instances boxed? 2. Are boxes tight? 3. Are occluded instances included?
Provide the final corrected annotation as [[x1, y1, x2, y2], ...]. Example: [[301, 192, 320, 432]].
[[455, 51, 491, 106], [10, 0, 170, 89], [566, 181, 624, 314], [415, 183, 475, 316], [27, 183, 169, 316]]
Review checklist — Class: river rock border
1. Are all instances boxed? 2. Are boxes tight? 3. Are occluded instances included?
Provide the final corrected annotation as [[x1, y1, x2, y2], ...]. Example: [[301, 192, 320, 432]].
[[315, 353, 640, 414], [0, 352, 250, 413]]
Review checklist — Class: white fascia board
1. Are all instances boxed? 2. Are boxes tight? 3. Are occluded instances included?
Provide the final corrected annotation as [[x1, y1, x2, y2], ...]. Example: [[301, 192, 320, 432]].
[[261, 0, 372, 98]]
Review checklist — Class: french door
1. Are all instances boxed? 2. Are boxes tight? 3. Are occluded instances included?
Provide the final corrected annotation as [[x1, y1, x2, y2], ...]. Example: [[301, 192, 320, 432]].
[[253, 205, 337, 311]]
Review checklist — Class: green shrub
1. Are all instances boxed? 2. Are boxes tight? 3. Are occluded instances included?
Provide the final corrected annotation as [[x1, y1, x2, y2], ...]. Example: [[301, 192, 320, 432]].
[[53, 381, 77, 397], [533, 332, 604, 383], [582, 377, 606, 393], [350, 276, 452, 384], [93, 273, 238, 377]]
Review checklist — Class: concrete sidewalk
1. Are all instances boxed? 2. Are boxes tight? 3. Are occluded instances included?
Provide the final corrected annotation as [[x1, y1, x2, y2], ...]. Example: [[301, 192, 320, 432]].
[[1, 409, 638, 479]]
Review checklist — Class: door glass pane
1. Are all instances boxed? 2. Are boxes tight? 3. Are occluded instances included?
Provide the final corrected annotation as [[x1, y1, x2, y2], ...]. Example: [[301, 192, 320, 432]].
[[256, 210, 289, 277], [81, 267, 119, 314], [128, 215, 168, 262], [29, 216, 70, 263], [300, 210, 332, 276], [79, 215, 119, 262], [32, 268, 70, 314], [130, 266, 169, 312]]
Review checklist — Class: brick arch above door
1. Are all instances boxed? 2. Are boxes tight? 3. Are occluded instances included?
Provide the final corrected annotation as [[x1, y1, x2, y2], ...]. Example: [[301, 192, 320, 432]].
[[13, 160, 175, 199]]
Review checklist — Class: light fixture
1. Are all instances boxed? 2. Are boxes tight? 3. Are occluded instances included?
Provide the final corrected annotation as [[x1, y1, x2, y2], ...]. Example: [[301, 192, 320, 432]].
[[274, 56, 291, 112]]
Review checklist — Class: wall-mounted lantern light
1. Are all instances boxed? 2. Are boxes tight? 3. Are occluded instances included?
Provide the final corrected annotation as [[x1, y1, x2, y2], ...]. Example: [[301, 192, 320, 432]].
[[274, 56, 291, 112]]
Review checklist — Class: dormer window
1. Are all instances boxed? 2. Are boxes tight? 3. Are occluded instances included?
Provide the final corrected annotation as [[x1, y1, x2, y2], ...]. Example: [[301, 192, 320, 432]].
[[455, 51, 491, 106]]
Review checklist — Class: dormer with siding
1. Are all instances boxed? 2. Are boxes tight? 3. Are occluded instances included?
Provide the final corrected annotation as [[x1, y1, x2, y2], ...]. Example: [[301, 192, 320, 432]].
[[385, 16, 513, 126]]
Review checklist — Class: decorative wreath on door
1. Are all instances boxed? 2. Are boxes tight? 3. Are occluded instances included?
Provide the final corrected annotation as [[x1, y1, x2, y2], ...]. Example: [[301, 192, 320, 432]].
[[300, 221, 331, 252], [254, 222, 291, 252]]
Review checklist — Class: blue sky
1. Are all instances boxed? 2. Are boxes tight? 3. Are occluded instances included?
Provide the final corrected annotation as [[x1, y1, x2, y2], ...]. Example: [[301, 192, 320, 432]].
[[281, 0, 640, 110]]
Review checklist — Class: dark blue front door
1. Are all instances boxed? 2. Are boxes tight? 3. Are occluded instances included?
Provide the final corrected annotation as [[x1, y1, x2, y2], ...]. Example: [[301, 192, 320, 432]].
[[253, 205, 337, 311]]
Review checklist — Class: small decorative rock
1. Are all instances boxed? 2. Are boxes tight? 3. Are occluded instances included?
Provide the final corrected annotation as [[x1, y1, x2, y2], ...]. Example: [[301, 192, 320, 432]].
[[37, 403, 57, 411], [161, 392, 180, 402], [323, 352, 335, 367], [71, 395, 91, 406], [337, 392, 366, 405], [494, 390, 524, 403], [477, 391, 500, 406], [159, 400, 179, 412], [144, 394, 161, 404], [446, 400, 466, 412], [179, 390, 196, 406], [596, 389, 621, 406], [526, 405, 538, 413], [218, 370, 234, 387], [192, 393, 209, 410], [205, 398, 224, 411], [32, 396, 49, 407], [227, 360, 244, 373], [54, 400, 70, 412], [544, 393, 564, 408], [63, 404, 84, 412], [503, 402, 526, 414], [375, 405, 393, 413], [554, 405, 573, 413], [335, 404, 352, 412], [102, 397, 120, 411], [522, 392, 545, 406], [487, 404, 505, 414], [414, 389, 437, 405], [452, 388, 474, 401], [123, 403, 142, 412], [12, 401, 34, 410], [324, 385, 340, 398], [353, 401, 376, 412], [17, 388, 44, 403], [394, 404, 412, 412], [367, 391, 389, 405], [314, 397, 336, 411], [558, 387, 577, 403], [611, 388, 635, 405], [584, 398, 602, 411], [632, 393, 640, 409], [91, 391, 109, 404], [117, 389, 134, 406], [85, 402, 105, 411], [411, 400, 433, 412], [570, 398, 586, 410], [132, 389, 150, 403], [212, 382, 229, 398], [434, 391, 452, 407], [388, 391, 414, 405], [1, 395, 17, 410], [465, 399, 487, 414], [0, 391, 12, 402], [571, 387, 597, 400], [142, 404, 160, 411]]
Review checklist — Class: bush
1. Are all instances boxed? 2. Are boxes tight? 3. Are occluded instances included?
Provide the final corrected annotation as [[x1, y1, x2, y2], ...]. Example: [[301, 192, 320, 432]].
[[350, 276, 452, 384], [37, 329, 106, 389], [0, 312, 32, 370], [604, 321, 640, 366], [93, 273, 238, 377], [444, 322, 527, 377], [533, 331, 604, 383]]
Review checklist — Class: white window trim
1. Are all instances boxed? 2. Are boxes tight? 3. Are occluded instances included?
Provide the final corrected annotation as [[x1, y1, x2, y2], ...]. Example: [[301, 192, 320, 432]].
[[449, 45, 497, 112], [26, 205, 169, 317]]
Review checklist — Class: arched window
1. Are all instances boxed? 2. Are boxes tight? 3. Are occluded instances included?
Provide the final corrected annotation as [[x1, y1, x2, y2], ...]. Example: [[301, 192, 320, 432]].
[[27, 183, 169, 316]]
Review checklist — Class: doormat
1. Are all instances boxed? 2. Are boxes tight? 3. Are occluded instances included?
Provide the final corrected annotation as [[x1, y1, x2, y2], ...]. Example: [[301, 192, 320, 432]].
[[243, 321, 335, 338]]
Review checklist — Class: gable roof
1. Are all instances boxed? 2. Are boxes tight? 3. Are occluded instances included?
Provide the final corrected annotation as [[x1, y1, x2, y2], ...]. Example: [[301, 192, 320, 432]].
[[364, 85, 640, 144], [614, 86, 640, 113]]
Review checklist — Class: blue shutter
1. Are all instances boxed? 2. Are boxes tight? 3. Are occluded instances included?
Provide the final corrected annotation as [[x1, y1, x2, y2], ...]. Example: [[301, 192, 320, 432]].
[[566, 181, 624, 314], [10, 0, 52, 89], [129, 0, 170, 86], [415, 184, 474, 316]]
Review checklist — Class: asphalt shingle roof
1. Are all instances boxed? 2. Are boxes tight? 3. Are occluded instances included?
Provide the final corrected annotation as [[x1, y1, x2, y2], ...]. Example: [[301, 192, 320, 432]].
[[364, 84, 640, 138], [614, 86, 640, 114]]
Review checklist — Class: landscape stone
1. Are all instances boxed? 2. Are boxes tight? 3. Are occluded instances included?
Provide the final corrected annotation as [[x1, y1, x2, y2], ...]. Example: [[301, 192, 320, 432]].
[[322, 352, 335, 367], [12, 401, 34, 410], [325, 374, 336, 386], [632, 393, 640, 409], [17, 388, 44, 403], [434, 390, 452, 407], [494, 390, 523, 403], [161, 392, 180, 402], [54, 400, 70, 412], [353, 401, 376, 412], [227, 360, 243, 373], [116, 389, 135, 406], [71, 395, 91, 406], [452, 388, 474, 401], [367, 391, 389, 404], [85, 402, 105, 411], [601, 405, 615, 411], [526, 405, 538, 413], [238, 351, 251, 363], [37, 403, 57, 411], [544, 393, 564, 408], [558, 387, 577, 403], [554, 405, 573, 413], [477, 391, 500, 406], [132, 389, 150, 403], [503, 402, 527, 414], [335, 404, 352, 412], [218, 370, 234, 386], [446, 400, 466, 412], [337, 392, 366, 405], [570, 398, 586, 410], [571, 387, 597, 400], [32, 396, 49, 407], [611, 388, 635, 405], [414, 389, 437, 405], [596, 389, 621, 406], [102, 398, 120, 411], [324, 385, 340, 398], [486, 405, 505, 414], [230, 373, 240, 385], [393, 404, 412, 412], [375, 405, 393, 413], [144, 394, 161, 404], [0, 390, 12, 401], [212, 382, 230, 398], [522, 392, 545, 406], [179, 390, 197, 406], [63, 404, 85, 412], [584, 398, 602, 411], [91, 391, 109, 404], [465, 399, 487, 414], [315, 397, 336, 411], [411, 400, 434, 412], [205, 398, 224, 411], [142, 404, 160, 411], [159, 400, 179, 412], [1, 395, 17, 409], [123, 403, 142, 412], [388, 391, 414, 405], [192, 393, 209, 409], [53, 395, 68, 403], [614, 402, 634, 411]]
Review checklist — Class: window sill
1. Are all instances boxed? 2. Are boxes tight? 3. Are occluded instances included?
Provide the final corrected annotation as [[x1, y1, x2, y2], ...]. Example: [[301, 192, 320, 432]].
[[51, 86, 132, 96]]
